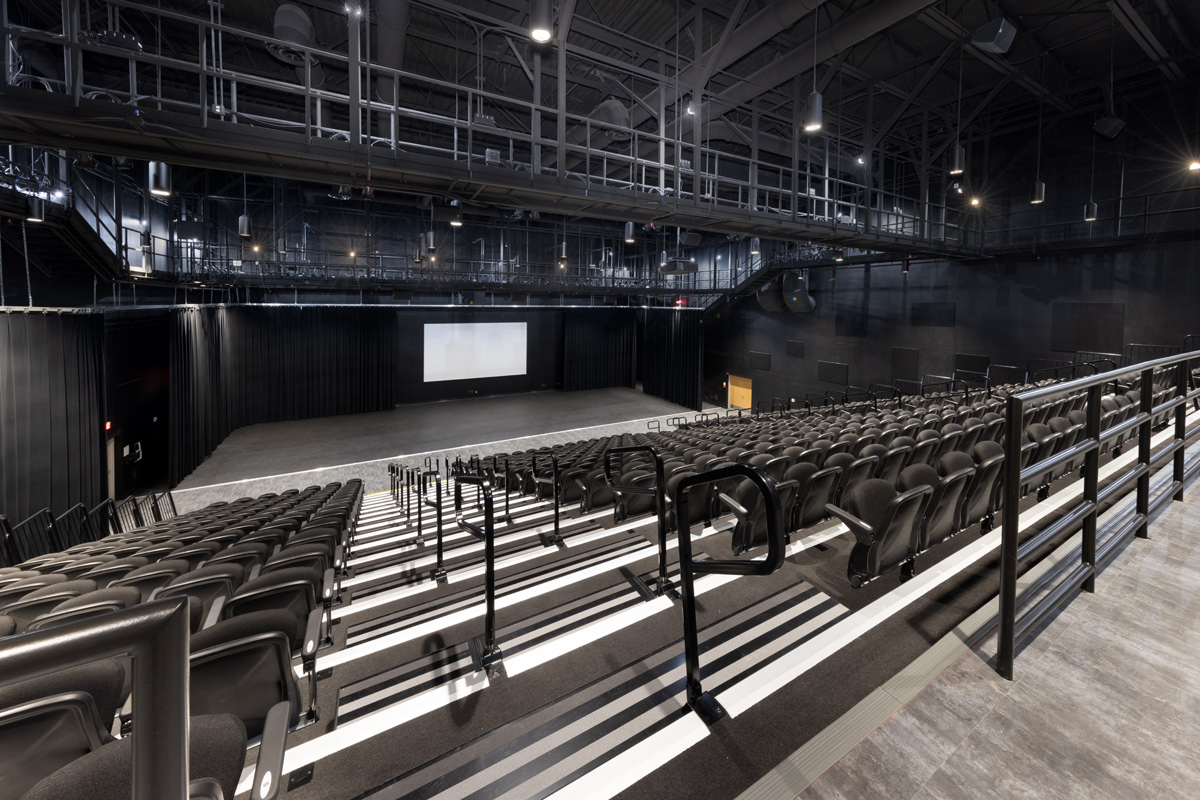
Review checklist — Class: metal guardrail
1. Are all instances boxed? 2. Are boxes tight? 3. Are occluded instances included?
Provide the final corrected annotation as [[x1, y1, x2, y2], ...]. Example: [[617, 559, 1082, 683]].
[[530, 450, 563, 547], [454, 475, 503, 678], [419, 470, 445, 582], [673, 464, 786, 724], [997, 348, 1200, 679], [0, 597, 192, 798], [604, 446, 669, 595]]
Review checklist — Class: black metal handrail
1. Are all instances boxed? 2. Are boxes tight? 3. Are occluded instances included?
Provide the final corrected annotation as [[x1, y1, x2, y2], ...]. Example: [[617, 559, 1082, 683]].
[[673, 464, 786, 724], [486, 453, 513, 524], [604, 445, 669, 594], [420, 470, 445, 582], [1123, 343, 1182, 368], [114, 496, 141, 533], [88, 498, 118, 540], [0, 515, 19, 568], [997, 348, 1200, 679], [842, 386, 877, 411], [0, 597, 192, 798], [454, 475, 503, 677], [1028, 362, 1098, 384], [10, 509, 59, 561], [54, 503, 94, 548], [892, 379, 922, 398], [921, 376, 969, 403], [530, 449, 562, 546]]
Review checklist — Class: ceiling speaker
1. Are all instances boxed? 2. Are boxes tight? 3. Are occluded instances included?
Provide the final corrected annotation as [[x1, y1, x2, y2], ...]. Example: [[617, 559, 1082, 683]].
[[756, 280, 786, 313], [971, 18, 1017, 54], [1093, 117, 1125, 140], [781, 272, 816, 313], [678, 230, 703, 247]]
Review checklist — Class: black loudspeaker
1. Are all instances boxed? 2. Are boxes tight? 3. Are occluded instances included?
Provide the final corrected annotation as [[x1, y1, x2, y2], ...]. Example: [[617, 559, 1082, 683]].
[[781, 272, 816, 313], [756, 280, 786, 313], [1093, 117, 1125, 139], [678, 230, 703, 247], [971, 18, 1016, 54]]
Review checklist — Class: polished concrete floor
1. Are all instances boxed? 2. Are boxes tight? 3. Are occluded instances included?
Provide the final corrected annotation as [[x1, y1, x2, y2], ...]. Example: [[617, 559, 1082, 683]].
[[794, 494, 1200, 800]]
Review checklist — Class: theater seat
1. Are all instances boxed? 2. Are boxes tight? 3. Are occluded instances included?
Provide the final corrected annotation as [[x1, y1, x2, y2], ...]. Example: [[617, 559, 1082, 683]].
[[828, 479, 932, 588], [20, 713, 253, 800]]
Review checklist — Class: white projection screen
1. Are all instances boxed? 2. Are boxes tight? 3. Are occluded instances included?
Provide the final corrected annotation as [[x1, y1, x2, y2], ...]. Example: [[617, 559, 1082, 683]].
[[423, 322, 528, 383]]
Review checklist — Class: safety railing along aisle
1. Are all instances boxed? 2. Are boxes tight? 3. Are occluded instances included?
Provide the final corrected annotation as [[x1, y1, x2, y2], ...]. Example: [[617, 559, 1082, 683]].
[[997, 348, 1200, 679]]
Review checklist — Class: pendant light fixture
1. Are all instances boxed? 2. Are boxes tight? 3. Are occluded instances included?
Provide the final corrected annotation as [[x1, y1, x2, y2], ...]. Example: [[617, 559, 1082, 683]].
[[149, 161, 171, 197], [949, 2, 965, 175], [1084, 133, 1098, 222], [238, 174, 251, 237], [625, 221, 635, 243], [803, 10, 822, 132], [1031, 54, 1045, 204], [530, 0, 552, 43], [750, 237, 760, 255], [25, 196, 44, 223]]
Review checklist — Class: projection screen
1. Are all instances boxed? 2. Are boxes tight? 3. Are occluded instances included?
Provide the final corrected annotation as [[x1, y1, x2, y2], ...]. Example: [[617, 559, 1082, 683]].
[[423, 322, 528, 383]]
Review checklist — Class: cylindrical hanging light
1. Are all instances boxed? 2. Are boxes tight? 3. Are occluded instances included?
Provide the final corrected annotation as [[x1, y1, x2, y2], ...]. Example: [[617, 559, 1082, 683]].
[[26, 196, 45, 223], [530, 0, 552, 43], [749, 237, 761, 255], [149, 161, 171, 197], [1084, 201, 1098, 222], [561, 240, 567, 259], [1030, 180, 1045, 205], [624, 221, 635, 243], [803, 91, 823, 132], [238, 214, 252, 237], [950, 145, 965, 175], [450, 208, 463, 227]]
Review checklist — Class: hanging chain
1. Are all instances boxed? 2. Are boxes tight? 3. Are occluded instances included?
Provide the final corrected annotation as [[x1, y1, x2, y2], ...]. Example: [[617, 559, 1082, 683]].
[[21, 219, 32, 307]]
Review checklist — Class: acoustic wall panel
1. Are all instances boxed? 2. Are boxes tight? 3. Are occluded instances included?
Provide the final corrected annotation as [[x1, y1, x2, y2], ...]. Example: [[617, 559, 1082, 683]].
[[748, 351, 771, 371], [1050, 302, 1124, 354], [818, 360, 850, 385], [786, 340, 805, 358], [954, 353, 991, 374], [911, 302, 956, 327], [891, 347, 920, 382]]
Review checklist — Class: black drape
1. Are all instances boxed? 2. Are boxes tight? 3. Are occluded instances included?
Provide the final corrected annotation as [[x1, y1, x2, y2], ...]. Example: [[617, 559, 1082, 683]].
[[562, 309, 636, 391], [0, 310, 106, 522], [169, 306, 398, 485], [642, 308, 703, 411]]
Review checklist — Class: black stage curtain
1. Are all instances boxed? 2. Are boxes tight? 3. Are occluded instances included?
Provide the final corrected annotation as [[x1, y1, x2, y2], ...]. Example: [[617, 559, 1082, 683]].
[[0, 310, 106, 522], [169, 306, 398, 485], [562, 309, 636, 391], [642, 308, 703, 411]]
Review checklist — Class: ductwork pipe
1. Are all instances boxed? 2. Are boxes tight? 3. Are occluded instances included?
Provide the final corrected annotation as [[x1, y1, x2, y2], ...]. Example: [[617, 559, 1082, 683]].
[[376, 0, 411, 103]]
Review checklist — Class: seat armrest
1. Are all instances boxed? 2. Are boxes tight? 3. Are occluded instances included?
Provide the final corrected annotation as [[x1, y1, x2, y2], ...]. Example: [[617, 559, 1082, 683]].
[[334, 545, 344, 569], [321, 568, 336, 602], [248, 564, 262, 582], [250, 701, 291, 800], [717, 492, 749, 520], [302, 607, 322, 669], [825, 505, 875, 545], [188, 778, 225, 800], [203, 595, 226, 629]]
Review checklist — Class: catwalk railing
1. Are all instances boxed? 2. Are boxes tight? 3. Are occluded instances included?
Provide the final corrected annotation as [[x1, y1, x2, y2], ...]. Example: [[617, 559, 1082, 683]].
[[997, 348, 1200, 679]]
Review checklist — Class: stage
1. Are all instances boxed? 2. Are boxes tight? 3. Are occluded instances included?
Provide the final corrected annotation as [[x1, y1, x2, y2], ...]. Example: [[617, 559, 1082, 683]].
[[173, 387, 698, 510]]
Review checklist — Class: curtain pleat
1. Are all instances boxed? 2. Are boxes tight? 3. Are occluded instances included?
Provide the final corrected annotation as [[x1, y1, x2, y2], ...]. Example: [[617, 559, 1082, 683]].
[[0, 310, 106, 524], [562, 309, 636, 391], [642, 308, 703, 411], [169, 306, 397, 485]]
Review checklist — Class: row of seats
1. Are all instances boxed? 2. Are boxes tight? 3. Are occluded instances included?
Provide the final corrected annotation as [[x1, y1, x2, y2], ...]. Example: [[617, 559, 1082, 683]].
[[0, 480, 363, 800]]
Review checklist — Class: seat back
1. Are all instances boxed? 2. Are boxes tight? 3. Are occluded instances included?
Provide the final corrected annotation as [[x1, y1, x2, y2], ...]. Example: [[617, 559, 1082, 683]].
[[864, 485, 932, 581], [190, 610, 301, 737], [918, 467, 974, 551], [795, 466, 841, 530], [962, 454, 1005, 528]]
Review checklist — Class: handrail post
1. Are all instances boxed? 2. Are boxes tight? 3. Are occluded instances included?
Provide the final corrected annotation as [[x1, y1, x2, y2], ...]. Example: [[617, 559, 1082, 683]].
[[1081, 384, 1101, 592], [674, 465, 785, 724], [454, 475, 502, 677], [1175, 362, 1187, 502], [1136, 368, 1153, 538], [997, 391, 1023, 680], [531, 449, 562, 546], [426, 470, 446, 582], [604, 445, 669, 594]]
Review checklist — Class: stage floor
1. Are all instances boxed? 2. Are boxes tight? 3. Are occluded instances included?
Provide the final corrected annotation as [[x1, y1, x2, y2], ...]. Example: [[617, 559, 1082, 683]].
[[174, 388, 695, 508]]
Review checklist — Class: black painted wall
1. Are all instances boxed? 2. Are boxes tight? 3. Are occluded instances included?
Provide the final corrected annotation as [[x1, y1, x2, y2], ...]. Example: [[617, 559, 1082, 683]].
[[704, 240, 1200, 405]]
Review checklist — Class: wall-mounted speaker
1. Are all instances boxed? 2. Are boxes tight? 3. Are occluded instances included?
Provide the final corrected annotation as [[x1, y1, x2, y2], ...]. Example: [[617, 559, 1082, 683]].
[[971, 18, 1016, 53], [781, 271, 816, 313], [756, 280, 786, 313], [1093, 117, 1125, 140], [678, 230, 703, 247]]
